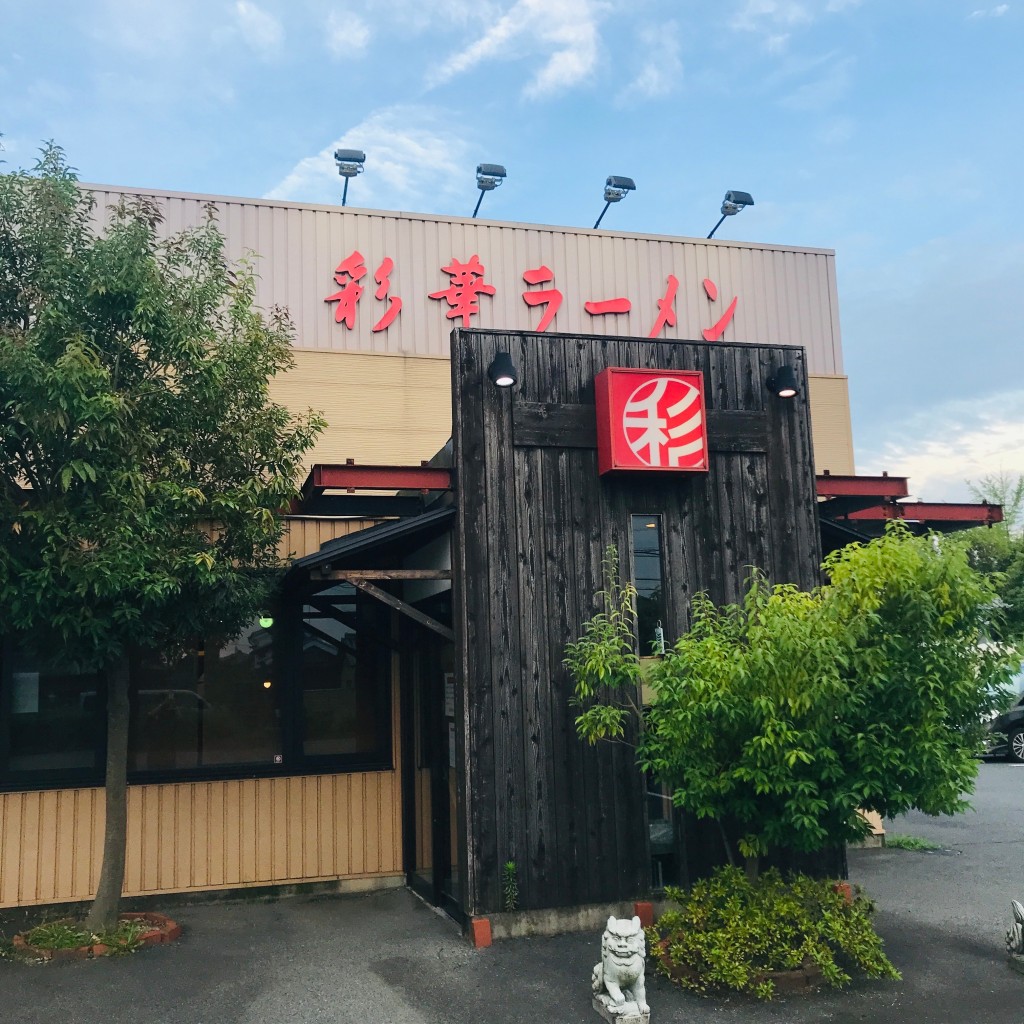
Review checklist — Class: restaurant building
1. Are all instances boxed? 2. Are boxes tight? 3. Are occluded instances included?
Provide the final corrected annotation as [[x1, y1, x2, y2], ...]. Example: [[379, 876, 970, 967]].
[[0, 186, 996, 922]]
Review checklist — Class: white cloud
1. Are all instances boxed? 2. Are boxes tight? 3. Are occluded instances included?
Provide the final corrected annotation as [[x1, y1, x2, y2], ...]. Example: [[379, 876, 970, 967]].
[[968, 3, 1010, 16], [428, 0, 604, 99], [858, 391, 1024, 504], [264, 105, 473, 212], [234, 0, 283, 54], [326, 10, 371, 57], [731, 0, 814, 33], [623, 22, 683, 99], [817, 115, 855, 144], [780, 55, 854, 109], [377, 0, 503, 34], [95, 0, 202, 56], [731, 0, 864, 44]]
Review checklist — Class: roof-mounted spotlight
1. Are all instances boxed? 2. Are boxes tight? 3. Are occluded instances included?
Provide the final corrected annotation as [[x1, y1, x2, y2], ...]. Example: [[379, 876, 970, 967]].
[[708, 190, 754, 239], [334, 149, 366, 207], [472, 163, 507, 218], [594, 175, 636, 229]]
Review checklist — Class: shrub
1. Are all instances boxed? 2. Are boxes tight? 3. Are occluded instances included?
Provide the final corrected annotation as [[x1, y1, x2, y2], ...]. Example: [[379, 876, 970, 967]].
[[569, 527, 1018, 871], [23, 917, 148, 954], [650, 867, 900, 999]]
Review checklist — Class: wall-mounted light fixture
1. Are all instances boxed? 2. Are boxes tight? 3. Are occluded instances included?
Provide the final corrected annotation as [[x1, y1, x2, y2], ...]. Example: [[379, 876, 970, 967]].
[[766, 364, 799, 399], [487, 351, 518, 388], [472, 163, 507, 218], [594, 175, 636, 229], [258, 613, 274, 629], [334, 149, 366, 207], [707, 190, 755, 239]]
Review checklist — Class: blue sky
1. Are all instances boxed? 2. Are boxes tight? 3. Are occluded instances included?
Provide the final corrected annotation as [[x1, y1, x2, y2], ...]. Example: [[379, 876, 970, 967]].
[[2, 0, 1022, 503]]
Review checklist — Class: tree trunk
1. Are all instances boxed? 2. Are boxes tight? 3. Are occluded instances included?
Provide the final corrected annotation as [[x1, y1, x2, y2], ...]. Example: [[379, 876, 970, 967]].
[[85, 653, 130, 933], [744, 855, 760, 884]]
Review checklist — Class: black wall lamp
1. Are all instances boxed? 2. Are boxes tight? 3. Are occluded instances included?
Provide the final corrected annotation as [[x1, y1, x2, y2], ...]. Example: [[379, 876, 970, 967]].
[[487, 352, 518, 388], [594, 175, 636, 229], [766, 364, 799, 399], [473, 163, 507, 218]]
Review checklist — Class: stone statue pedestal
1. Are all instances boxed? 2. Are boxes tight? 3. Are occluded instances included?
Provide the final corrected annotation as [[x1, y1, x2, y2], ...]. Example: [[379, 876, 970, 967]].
[[1009, 953, 1024, 976], [592, 995, 650, 1024]]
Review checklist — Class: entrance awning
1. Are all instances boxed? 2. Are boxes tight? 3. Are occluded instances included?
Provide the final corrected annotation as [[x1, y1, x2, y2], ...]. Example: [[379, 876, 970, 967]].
[[284, 505, 456, 641]]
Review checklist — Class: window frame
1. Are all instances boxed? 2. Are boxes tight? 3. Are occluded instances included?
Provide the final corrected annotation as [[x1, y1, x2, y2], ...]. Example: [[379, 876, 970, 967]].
[[0, 585, 396, 793], [630, 512, 668, 658]]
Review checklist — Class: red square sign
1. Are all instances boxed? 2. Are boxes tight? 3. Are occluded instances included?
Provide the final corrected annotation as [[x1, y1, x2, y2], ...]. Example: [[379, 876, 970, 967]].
[[594, 368, 709, 475]]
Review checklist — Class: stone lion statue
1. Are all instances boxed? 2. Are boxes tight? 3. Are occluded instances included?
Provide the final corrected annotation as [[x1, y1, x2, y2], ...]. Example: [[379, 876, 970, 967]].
[[1007, 899, 1024, 957], [592, 915, 649, 1015]]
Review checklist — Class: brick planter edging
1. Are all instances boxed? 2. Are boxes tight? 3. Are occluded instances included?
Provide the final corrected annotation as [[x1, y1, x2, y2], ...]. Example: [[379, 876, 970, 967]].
[[12, 912, 182, 961], [652, 939, 824, 996]]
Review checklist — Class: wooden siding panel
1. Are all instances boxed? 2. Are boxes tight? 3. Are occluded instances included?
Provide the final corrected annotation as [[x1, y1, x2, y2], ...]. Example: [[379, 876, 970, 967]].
[[206, 782, 225, 887], [278, 516, 385, 561], [21, 794, 41, 905], [1, 794, 22, 905], [349, 777, 365, 875], [0, 771, 401, 907], [454, 330, 822, 914]]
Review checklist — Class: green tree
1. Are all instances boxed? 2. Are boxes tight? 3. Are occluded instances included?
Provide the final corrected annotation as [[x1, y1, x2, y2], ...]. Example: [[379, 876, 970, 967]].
[[0, 146, 323, 929], [567, 527, 1016, 877], [956, 473, 1024, 644], [967, 470, 1024, 539]]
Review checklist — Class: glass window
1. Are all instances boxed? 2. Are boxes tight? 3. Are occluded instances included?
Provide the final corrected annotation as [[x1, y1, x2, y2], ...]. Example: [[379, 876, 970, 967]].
[[631, 514, 666, 655], [647, 773, 683, 888], [1, 650, 103, 776], [129, 619, 280, 772], [299, 583, 391, 762], [1, 583, 395, 789]]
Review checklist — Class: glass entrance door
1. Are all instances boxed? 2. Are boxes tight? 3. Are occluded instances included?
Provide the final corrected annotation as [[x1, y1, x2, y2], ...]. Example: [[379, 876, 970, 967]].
[[404, 613, 459, 918]]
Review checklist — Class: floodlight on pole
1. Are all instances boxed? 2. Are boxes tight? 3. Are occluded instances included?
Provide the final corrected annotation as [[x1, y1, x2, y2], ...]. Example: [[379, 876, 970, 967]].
[[334, 149, 366, 207], [472, 163, 507, 218], [707, 190, 754, 239], [593, 175, 636, 229]]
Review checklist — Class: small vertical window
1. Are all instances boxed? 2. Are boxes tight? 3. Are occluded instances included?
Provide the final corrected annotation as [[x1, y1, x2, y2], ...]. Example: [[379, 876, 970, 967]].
[[631, 514, 666, 656]]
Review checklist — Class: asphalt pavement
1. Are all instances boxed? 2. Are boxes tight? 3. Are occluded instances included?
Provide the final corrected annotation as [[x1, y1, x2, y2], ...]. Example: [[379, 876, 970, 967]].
[[3, 762, 1022, 1023]]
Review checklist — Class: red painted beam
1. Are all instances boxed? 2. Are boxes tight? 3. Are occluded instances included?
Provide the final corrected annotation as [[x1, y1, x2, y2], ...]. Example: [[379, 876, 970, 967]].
[[845, 502, 1003, 524], [309, 464, 453, 491], [816, 474, 909, 499]]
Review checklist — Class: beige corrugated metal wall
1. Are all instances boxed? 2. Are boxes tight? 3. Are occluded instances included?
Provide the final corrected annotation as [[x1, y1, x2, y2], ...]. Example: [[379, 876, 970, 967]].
[[278, 514, 386, 560], [269, 348, 855, 476], [86, 185, 854, 470], [85, 185, 845, 377], [269, 352, 452, 471], [0, 770, 402, 907], [808, 375, 856, 475]]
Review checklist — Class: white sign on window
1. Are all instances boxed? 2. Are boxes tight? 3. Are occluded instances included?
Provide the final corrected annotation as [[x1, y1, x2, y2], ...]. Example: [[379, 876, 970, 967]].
[[12, 672, 40, 714], [444, 673, 455, 718]]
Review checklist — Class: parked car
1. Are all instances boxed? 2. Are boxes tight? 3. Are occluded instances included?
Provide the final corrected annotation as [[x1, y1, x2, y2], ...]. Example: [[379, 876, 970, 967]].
[[987, 692, 1024, 762]]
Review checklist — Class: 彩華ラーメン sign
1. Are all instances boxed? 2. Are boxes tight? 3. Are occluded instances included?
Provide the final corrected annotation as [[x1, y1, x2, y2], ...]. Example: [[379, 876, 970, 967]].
[[594, 367, 709, 475]]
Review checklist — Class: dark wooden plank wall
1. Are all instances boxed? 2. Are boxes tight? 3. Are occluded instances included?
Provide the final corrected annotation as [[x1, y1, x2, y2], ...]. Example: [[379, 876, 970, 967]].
[[451, 329, 822, 915]]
